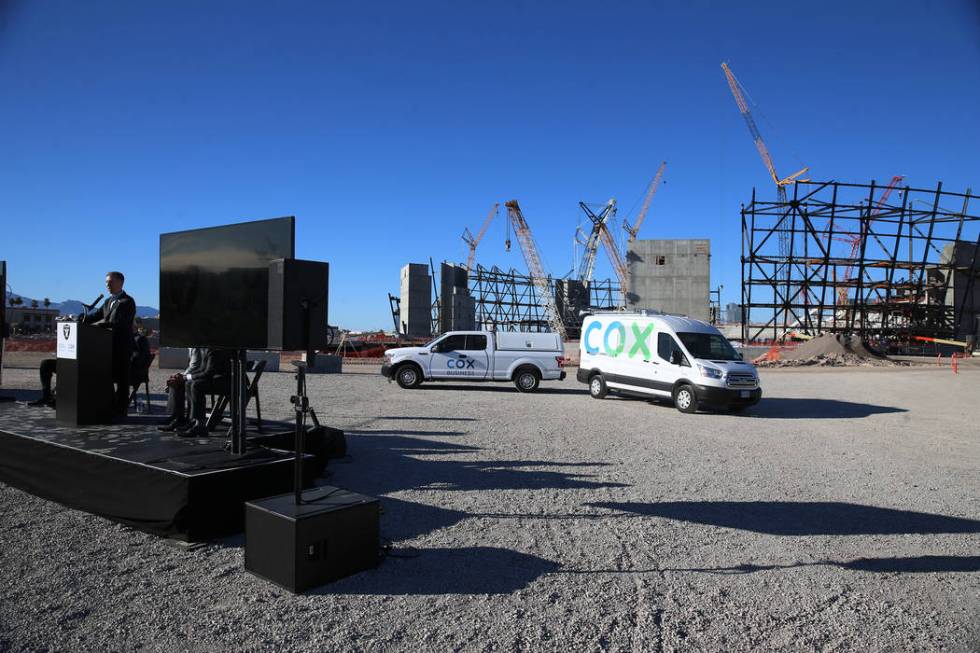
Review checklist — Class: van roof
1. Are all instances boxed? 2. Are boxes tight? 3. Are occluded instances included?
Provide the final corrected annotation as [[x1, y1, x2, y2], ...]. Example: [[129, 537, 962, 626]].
[[585, 312, 718, 334]]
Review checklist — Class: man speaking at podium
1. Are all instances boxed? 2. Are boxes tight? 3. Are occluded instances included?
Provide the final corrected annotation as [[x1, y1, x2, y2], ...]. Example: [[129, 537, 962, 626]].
[[82, 271, 136, 415]]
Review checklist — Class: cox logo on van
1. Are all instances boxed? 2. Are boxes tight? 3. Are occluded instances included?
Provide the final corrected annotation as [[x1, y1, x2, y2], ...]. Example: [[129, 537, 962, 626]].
[[582, 320, 653, 359]]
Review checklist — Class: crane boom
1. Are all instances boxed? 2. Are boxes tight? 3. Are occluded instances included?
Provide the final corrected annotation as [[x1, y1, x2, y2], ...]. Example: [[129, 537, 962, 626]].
[[579, 200, 629, 290], [839, 175, 904, 303], [721, 62, 808, 186], [504, 200, 567, 339], [462, 202, 499, 270], [624, 161, 667, 243], [599, 222, 629, 290], [577, 200, 615, 283]]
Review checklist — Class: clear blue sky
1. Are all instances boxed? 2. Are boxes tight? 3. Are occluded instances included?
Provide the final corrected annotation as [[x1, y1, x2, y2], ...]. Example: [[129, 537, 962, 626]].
[[2, 1, 978, 328]]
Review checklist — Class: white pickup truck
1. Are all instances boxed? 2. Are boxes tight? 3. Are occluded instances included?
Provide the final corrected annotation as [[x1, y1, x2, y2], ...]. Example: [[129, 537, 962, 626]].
[[382, 330, 566, 392]]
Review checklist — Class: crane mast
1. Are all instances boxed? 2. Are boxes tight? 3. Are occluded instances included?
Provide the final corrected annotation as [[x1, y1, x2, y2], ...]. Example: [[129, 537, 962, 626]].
[[624, 161, 667, 243], [462, 203, 499, 270], [504, 200, 567, 339]]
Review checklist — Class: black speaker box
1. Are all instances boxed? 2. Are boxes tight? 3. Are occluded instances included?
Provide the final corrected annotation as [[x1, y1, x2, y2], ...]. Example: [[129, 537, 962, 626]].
[[267, 258, 329, 351], [245, 487, 379, 593]]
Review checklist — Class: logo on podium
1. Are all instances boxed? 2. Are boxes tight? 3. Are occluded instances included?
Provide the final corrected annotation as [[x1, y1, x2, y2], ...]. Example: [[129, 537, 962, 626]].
[[57, 322, 77, 360]]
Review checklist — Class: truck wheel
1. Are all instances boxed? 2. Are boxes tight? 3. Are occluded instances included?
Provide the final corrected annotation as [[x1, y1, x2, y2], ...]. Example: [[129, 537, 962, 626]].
[[395, 364, 422, 389], [589, 374, 607, 399], [514, 368, 540, 393], [673, 384, 698, 413]]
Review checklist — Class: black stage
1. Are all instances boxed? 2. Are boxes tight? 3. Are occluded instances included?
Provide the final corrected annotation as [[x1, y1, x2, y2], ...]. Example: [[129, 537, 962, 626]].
[[0, 402, 325, 541]]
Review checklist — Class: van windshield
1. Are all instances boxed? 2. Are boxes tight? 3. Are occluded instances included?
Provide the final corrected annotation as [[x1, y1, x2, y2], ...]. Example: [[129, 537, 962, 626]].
[[676, 332, 740, 361]]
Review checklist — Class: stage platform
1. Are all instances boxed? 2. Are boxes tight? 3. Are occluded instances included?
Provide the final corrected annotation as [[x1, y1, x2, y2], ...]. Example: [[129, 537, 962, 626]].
[[0, 402, 326, 541]]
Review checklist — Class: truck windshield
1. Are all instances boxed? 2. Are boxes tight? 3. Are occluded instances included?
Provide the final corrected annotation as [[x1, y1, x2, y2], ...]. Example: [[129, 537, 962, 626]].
[[676, 332, 741, 361]]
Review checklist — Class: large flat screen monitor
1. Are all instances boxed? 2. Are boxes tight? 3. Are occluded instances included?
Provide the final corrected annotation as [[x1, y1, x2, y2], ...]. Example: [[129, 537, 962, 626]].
[[160, 217, 295, 348]]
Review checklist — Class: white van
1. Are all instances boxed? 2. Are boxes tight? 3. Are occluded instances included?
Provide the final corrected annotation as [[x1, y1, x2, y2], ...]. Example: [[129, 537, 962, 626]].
[[576, 312, 761, 412]]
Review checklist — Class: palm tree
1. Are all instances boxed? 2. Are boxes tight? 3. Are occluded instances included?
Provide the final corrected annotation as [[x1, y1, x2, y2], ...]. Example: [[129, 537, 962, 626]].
[[43, 297, 51, 308], [30, 299, 39, 308]]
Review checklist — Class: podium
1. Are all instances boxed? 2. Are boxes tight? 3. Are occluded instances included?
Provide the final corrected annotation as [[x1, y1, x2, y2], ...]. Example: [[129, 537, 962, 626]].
[[56, 321, 114, 426]]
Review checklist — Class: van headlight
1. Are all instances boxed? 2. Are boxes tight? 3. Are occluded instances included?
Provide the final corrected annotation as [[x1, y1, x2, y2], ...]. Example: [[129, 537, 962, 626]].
[[698, 364, 724, 380]]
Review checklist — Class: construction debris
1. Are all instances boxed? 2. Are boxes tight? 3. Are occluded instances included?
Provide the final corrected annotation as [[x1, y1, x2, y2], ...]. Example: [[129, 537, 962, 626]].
[[755, 333, 913, 367]]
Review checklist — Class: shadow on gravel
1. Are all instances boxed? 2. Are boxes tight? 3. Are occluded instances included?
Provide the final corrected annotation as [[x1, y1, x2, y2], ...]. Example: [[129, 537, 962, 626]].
[[376, 416, 479, 422], [736, 398, 906, 419], [666, 555, 980, 575], [316, 546, 561, 595], [415, 384, 588, 395], [587, 501, 980, 535], [347, 429, 468, 438], [329, 431, 627, 540]]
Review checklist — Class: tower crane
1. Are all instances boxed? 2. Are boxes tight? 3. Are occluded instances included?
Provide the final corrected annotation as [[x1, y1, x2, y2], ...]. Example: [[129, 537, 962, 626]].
[[461, 203, 499, 271], [577, 199, 616, 283], [623, 161, 667, 244], [721, 62, 808, 271], [504, 200, 567, 339]]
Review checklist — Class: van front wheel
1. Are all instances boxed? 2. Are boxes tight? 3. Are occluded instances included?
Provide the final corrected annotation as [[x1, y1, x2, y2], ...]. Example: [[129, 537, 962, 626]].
[[589, 374, 607, 399], [673, 384, 698, 413]]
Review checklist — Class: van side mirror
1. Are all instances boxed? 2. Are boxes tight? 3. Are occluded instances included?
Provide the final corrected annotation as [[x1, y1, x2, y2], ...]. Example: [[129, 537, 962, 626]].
[[670, 350, 681, 366]]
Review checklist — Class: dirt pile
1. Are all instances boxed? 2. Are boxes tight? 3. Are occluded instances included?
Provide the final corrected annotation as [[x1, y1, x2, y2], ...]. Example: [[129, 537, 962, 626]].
[[756, 333, 911, 368]]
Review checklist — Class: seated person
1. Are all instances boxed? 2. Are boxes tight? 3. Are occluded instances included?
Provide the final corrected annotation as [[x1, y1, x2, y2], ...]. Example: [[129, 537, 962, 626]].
[[158, 347, 204, 431], [176, 348, 233, 438], [27, 358, 58, 407]]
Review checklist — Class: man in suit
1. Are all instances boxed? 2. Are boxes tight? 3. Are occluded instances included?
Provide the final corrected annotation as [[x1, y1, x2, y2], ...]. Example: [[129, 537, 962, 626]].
[[177, 347, 233, 438], [82, 271, 136, 415]]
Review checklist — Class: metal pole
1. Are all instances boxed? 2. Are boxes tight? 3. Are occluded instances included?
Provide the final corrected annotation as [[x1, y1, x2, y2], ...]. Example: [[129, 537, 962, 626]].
[[230, 349, 247, 455]]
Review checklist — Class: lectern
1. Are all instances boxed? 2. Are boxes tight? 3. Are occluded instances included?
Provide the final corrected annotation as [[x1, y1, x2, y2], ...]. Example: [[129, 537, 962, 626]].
[[56, 321, 114, 426]]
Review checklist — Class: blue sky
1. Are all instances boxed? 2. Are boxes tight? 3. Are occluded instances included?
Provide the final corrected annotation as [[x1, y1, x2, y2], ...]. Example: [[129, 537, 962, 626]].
[[2, 1, 978, 329]]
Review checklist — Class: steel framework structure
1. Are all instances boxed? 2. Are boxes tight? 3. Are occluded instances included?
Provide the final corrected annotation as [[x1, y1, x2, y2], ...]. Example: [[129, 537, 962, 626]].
[[469, 264, 620, 337], [742, 180, 980, 345]]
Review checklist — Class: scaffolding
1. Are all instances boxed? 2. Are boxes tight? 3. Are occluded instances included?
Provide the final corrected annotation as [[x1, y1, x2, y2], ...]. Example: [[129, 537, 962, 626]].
[[741, 180, 980, 346], [469, 265, 621, 337]]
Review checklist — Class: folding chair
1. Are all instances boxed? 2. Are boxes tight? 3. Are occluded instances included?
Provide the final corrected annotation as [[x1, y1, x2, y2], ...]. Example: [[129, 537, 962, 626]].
[[129, 353, 156, 413], [205, 359, 267, 432]]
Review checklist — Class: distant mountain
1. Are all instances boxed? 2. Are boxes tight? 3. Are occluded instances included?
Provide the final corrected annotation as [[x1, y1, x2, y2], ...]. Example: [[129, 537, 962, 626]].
[[6, 292, 158, 318]]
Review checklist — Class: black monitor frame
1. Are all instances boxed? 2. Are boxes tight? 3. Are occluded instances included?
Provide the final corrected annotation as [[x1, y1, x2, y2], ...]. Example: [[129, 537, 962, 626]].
[[159, 216, 295, 349]]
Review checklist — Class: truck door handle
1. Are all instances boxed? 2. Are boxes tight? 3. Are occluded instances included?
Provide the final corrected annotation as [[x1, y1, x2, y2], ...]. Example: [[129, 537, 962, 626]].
[[458, 354, 467, 359]]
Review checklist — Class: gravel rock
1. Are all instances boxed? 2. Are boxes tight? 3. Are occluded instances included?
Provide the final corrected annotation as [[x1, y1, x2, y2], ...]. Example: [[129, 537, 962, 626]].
[[1, 364, 978, 651]]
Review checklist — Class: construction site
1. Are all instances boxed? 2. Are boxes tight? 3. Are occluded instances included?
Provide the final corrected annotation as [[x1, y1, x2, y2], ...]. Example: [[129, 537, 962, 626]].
[[385, 62, 980, 364]]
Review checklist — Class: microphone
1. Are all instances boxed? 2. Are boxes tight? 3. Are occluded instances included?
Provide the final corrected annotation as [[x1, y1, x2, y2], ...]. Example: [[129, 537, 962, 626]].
[[80, 293, 104, 318]]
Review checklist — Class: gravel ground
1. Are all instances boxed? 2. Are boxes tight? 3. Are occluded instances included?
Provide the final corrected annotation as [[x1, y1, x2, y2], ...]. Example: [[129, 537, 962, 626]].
[[1, 363, 978, 652]]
